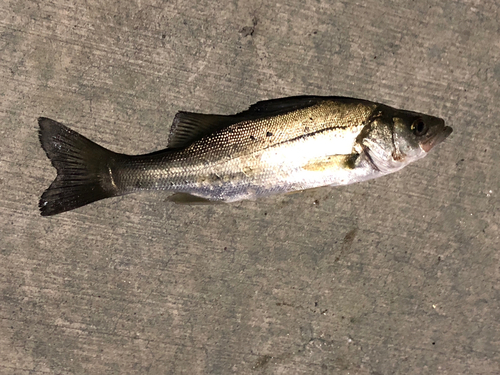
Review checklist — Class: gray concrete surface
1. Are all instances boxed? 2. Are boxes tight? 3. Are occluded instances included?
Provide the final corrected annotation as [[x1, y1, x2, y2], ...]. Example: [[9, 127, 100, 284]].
[[1, 0, 499, 373]]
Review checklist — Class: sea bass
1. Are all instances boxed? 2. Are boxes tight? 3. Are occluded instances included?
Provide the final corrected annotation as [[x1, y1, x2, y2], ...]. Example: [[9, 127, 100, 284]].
[[38, 96, 452, 216]]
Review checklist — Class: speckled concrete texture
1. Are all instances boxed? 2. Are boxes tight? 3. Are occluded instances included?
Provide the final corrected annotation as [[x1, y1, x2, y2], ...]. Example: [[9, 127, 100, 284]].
[[1, 0, 499, 374]]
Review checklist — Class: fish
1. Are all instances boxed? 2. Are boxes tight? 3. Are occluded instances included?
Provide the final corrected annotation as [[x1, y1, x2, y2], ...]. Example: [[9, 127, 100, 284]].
[[38, 96, 452, 216]]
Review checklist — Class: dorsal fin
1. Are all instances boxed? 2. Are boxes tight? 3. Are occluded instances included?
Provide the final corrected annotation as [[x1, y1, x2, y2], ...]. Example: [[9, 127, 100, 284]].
[[240, 96, 327, 116], [168, 112, 236, 149], [167, 96, 329, 149]]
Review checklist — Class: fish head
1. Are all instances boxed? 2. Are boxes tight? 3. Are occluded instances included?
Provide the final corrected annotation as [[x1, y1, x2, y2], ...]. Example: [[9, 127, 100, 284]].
[[359, 106, 452, 173]]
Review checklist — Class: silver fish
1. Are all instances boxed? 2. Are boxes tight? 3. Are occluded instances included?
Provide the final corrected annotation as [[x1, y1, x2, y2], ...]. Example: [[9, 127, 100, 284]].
[[38, 96, 452, 216]]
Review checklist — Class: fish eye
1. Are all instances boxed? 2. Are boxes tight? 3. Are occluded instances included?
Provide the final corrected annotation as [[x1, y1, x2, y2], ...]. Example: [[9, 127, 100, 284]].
[[411, 119, 428, 136]]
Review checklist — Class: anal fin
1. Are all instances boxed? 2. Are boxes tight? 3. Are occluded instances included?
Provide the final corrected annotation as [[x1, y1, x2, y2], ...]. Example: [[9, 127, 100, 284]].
[[166, 193, 225, 205]]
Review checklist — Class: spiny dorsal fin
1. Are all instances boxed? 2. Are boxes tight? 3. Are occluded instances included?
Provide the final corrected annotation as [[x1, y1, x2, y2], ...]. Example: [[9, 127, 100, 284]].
[[168, 96, 329, 149], [241, 96, 328, 116]]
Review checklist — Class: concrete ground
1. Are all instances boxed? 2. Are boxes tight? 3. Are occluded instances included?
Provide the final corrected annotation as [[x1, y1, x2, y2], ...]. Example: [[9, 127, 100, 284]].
[[1, 0, 499, 373]]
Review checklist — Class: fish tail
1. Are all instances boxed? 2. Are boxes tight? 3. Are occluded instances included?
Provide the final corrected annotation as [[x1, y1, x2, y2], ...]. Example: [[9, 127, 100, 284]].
[[38, 117, 122, 216]]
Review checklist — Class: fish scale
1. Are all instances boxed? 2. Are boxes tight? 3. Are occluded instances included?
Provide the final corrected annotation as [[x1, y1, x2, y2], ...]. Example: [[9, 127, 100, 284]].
[[114, 101, 374, 197]]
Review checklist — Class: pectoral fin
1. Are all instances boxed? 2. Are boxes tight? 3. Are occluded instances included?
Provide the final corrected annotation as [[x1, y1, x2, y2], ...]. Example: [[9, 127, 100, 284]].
[[302, 154, 358, 172]]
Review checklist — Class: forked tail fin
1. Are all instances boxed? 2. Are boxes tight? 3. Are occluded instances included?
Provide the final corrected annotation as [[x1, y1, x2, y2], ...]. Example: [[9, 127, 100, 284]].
[[38, 117, 122, 216]]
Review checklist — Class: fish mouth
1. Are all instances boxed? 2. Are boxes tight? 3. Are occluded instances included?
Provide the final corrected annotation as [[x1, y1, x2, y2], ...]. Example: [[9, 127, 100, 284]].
[[420, 125, 453, 152]]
